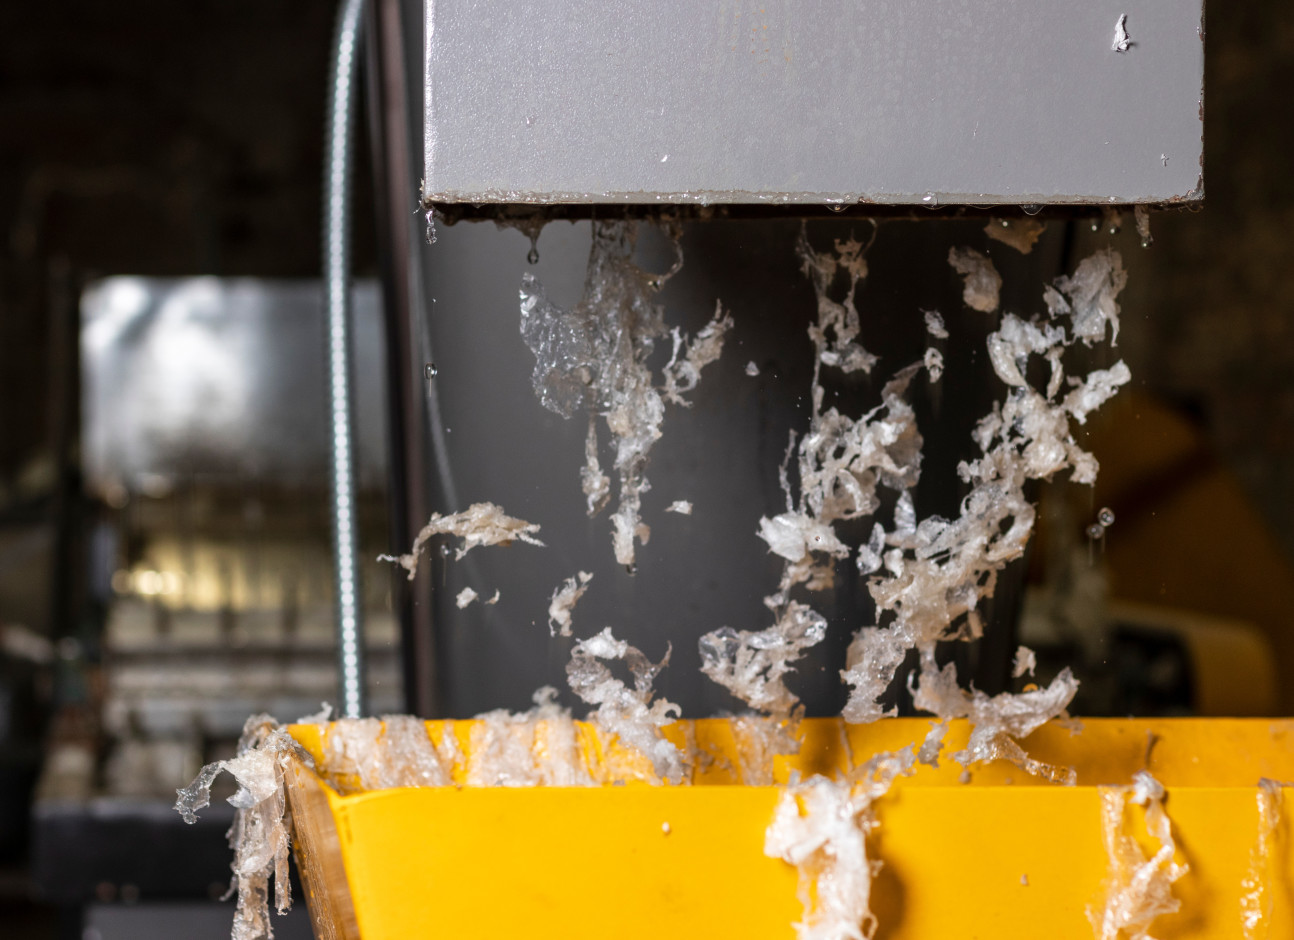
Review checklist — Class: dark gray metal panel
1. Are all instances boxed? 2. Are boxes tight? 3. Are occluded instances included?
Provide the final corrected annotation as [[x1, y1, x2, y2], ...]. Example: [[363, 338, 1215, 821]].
[[423, 1, 1204, 206], [415, 217, 1065, 717]]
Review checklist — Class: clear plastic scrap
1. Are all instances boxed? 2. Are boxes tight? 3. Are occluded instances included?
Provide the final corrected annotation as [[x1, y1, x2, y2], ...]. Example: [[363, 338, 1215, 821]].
[[175, 714, 307, 940], [1012, 645, 1038, 678], [380, 502, 543, 580], [321, 715, 452, 793], [1090, 771, 1188, 940], [798, 226, 878, 374], [948, 246, 1002, 313], [842, 250, 1131, 728], [985, 218, 1047, 255], [467, 687, 595, 788], [566, 627, 685, 784], [765, 747, 917, 940], [699, 602, 826, 718], [520, 221, 730, 567], [1241, 778, 1284, 940], [911, 652, 1079, 785], [547, 571, 593, 637], [923, 309, 948, 340]]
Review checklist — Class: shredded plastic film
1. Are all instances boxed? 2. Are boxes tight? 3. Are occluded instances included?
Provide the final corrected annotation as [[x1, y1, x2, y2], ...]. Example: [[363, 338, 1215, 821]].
[[765, 747, 917, 940], [1240, 779, 1285, 940], [566, 626, 685, 783], [175, 715, 306, 940], [1090, 771, 1188, 940], [985, 218, 1046, 255], [842, 249, 1130, 752], [547, 571, 593, 637], [380, 501, 543, 580], [467, 688, 595, 787], [520, 221, 730, 566], [947, 246, 1002, 313], [321, 715, 452, 793]]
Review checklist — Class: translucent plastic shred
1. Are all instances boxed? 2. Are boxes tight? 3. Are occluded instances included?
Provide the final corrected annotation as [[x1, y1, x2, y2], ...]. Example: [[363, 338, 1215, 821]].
[[379, 501, 544, 580], [1089, 771, 1189, 940], [519, 221, 730, 566], [175, 714, 307, 940], [566, 627, 685, 784], [984, 218, 1046, 255], [547, 571, 593, 637], [467, 708, 549, 787], [1240, 779, 1284, 940], [1012, 645, 1038, 678], [947, 246, 1002, 313], [922, 309, 948, 339], [765, 747, 916, 940], [321, 715, 452, 792], [841, 250, 1131, 769]]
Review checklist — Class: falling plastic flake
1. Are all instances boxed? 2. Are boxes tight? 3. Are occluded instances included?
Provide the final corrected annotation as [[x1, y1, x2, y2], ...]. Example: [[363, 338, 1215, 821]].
[[985, 218, 1046, 255], [1012, 645, 1038, 678], [379, 502, 544, 580], [699, 604, 827, 718], [666, 500, 693, 515], [948, 246, 1002, 313], [455, 587, 479, 609], [922, 309, 948, 340], [520, 221, 730, 567], [799, 228, 878, 373], [547, 571, 593, 637], [842, 249, 1130, 739]]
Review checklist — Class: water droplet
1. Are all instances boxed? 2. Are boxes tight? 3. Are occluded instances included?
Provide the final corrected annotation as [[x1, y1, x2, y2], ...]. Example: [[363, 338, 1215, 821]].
[[438, 544, 451, 558], [1098, 507, 1115, 527], [921, 192, 939, 207], [1086, 523, 1105, 540], [625, 563, 637, 575], [1021, 204, 1042, 216], [527, 245, 539, 265], [826, 203, 845, 213], [424, 362, 438, 380]]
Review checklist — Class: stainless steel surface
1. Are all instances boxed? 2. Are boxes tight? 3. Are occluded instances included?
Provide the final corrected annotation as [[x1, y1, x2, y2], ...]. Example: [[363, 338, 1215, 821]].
[[423, 1, 1204, 207], [325, 0, 368, 719], [81, 278, 388, 494]]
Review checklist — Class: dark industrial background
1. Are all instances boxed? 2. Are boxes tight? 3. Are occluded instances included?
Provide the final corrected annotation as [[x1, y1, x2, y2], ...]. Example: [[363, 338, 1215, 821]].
[[2, 2, 1292, 938]]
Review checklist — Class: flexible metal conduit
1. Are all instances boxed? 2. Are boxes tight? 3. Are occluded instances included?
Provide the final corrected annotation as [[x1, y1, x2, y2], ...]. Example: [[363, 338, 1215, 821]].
[[325, 0, 367, 719]]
